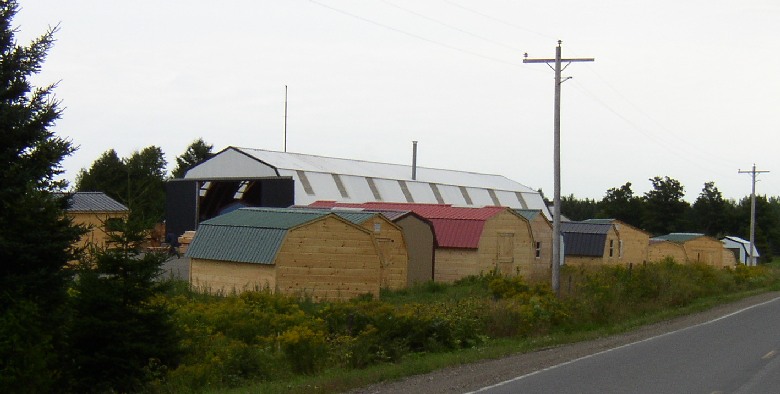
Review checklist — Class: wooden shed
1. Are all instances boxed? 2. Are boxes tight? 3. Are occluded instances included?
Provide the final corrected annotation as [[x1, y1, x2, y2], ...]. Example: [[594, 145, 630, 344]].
[[514, 209, 553, 282], [580, 219, 650, 265], [186, 208, 405, 301], [301, 205, 436, 285], [310, 202, 539, 283], [649, 233, 728, 267], [560, 222, 620, 266], [63, 192, 129, 250], [647, 239, 687, 263]]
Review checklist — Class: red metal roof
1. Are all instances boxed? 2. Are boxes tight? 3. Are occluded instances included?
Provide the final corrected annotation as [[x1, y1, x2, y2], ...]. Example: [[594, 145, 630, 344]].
[[309, 201, 506, 249]]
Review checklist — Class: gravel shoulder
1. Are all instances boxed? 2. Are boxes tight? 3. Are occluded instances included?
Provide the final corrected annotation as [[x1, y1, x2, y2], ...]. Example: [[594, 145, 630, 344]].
[[349, 291, 780, 394]]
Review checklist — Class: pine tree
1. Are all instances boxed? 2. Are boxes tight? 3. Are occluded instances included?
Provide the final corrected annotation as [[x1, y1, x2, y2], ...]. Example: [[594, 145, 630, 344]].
[[172, 138, 214, 178], [67, 221, 181, 392], [0, 1, 82, 390]]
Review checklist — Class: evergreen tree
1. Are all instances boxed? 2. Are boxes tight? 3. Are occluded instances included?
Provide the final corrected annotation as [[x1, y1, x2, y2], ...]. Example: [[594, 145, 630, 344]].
[[172, 138, 214, 178], [67, 220, 180, 392], [0, 2, 82, 389]]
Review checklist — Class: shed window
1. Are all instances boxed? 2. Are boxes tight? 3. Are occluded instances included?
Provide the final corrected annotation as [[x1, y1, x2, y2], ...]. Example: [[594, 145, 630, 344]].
[[535, 241, 541, 259], [498, 233, 514, 263], [609, 239, 614, 258]]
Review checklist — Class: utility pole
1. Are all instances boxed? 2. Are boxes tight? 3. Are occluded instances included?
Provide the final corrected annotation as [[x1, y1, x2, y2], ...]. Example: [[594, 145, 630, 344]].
[[523, 41, 594, 295], [738, 164, 769, 265], [284, 85, 288, 152]]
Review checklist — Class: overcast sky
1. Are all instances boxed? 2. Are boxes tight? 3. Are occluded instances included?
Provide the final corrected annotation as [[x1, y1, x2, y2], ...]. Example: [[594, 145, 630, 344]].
[[16, 0, 780, 202]]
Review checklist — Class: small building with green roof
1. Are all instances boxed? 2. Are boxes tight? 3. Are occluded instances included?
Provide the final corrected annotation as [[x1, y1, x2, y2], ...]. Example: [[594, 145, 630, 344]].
[[648, 233, 727, 267], [186, 207, 407, 301]]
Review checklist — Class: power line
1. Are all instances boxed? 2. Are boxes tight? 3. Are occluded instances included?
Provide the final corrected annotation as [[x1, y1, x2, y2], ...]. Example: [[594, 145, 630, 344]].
[[581, 64, 742, 167], [378, 0, 527, 53], [442, 0, 556, 40], [308, 0, 525, 68]]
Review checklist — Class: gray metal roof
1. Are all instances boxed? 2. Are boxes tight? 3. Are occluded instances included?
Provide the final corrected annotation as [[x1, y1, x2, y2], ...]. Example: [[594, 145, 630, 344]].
[[64, 192, 128, 212], [561, 222, 613, 235], [563, 232, 607, 257], [580, 218, 614, 225], [183, 147, 550, 217]]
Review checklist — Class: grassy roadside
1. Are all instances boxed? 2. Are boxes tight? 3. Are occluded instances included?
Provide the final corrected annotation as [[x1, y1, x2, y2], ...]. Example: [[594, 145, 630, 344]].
[[217, 281, 780, 394], [156, 260, 780, 394]]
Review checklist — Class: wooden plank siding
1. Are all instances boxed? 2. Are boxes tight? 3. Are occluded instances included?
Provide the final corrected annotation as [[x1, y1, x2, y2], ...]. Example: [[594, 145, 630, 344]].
[[69, 211, 128, 249], [683, 236, 726, 267], [357, 216, 408, 290], [190, 259, 276, 294], [648, 241, 687, 263], [526, 214, 553, 282], [613, 221, 650, 266], [275, 216, 381, 301], [434, 210, 536, 282]]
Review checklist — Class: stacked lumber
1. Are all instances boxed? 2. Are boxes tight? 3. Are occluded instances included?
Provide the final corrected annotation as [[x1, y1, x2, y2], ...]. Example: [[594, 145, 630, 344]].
[[178, 231, 196, 254]]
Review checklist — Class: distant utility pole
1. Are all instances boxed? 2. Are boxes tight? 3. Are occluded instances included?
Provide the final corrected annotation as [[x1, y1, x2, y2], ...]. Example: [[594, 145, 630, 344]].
[[284, 85, 288, 152], [738, 164, 769, 265], [523, 41, 594, 295]]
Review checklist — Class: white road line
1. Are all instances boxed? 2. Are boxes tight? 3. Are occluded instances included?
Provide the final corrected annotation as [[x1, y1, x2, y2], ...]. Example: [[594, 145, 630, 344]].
[[467, 295, 780, 394]]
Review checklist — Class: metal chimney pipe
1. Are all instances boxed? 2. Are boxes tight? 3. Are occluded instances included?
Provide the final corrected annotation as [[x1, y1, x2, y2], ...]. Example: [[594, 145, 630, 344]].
[[412, 141, 418, 180]]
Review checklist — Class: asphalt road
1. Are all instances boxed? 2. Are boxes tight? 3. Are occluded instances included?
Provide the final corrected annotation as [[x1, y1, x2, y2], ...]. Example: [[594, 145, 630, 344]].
[[472, 296, 780, 394]]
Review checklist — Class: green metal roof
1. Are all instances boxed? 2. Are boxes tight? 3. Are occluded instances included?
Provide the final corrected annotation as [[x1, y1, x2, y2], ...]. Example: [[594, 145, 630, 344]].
[[514, 209, 542, 221], [202, 208, 327, 229], [186, 225, 287, 264], [203, 207, 380, 229], [186, 207, 381, 264], [651, 233, 704, 243]]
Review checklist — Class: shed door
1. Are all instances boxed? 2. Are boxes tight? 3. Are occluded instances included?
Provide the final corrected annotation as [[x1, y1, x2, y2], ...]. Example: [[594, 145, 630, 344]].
[[377, 238, 392, 287], [497, 233, 514, 274]]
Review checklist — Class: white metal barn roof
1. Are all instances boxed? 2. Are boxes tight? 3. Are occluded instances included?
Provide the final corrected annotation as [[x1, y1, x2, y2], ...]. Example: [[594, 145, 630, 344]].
[[185, 146, 549, 216]]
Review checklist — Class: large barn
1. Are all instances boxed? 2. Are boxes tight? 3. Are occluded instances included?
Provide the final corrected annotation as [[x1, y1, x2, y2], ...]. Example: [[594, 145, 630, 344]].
[[166, 147, 549, 239]]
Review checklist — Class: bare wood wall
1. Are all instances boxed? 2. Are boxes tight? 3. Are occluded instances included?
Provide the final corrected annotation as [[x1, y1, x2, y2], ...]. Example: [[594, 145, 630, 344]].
[[190, 259, 276, 294], [276, 216, 381, 301]]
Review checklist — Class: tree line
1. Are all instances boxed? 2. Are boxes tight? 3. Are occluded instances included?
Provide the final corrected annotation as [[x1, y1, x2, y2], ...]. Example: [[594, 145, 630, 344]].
[[556, 177, 780, 261], [75, 138, 214, 227]]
